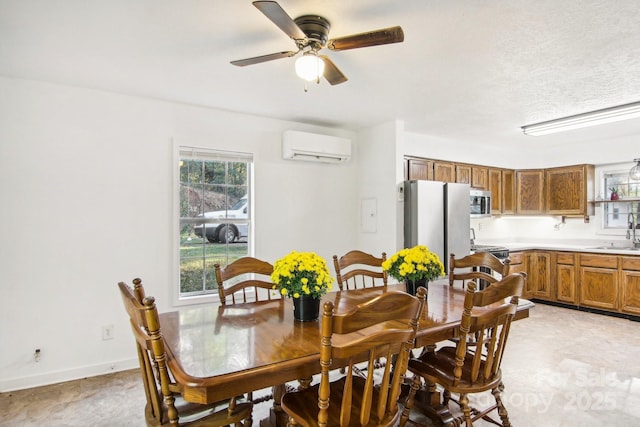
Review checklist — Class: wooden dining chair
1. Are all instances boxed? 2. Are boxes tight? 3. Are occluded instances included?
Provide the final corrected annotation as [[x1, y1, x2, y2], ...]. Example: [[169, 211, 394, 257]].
[[214, 256, 276, 305], [449, 252, 510, 290], [400, 272, 526, 427], [281, 287, 427, 427], [118, 279, 253, 426], [332, 249, 388, 291], [215, 256, 278, 405]]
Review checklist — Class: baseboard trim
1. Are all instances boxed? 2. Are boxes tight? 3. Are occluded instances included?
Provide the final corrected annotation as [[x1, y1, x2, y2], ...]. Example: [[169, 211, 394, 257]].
[[0, 357, 139, 392], [531, 299, 640, 322]]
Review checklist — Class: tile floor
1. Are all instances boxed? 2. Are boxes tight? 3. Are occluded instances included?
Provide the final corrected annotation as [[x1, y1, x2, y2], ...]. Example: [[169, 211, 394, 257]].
[[1, 303, 639, 426]]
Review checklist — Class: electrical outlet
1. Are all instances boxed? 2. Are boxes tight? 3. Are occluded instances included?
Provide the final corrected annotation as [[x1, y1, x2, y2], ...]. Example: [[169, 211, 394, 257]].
[[102, 324, 114, 340], [34, 348, 41, 362]]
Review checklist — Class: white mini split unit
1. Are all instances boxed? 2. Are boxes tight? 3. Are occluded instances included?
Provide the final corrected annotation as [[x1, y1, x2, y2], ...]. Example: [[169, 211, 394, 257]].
[[282, 130, 351, 164]]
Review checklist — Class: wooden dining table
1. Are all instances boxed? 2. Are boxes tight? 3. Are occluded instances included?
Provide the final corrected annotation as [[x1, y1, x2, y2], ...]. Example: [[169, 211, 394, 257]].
[[159, 281, 534, 425]]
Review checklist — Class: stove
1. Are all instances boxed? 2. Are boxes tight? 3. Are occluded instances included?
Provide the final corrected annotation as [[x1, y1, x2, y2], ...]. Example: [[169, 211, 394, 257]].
[[469, 244, 510, 289], [470, 244, 510, 260]]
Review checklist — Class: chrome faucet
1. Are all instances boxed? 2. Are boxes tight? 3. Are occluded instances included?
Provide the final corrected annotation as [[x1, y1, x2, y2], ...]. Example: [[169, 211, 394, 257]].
[[628, 212, 640, 248]]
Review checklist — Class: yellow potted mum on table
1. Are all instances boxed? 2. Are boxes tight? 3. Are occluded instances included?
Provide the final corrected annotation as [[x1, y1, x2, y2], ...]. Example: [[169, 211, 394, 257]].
[[382, 245, 445, 295], [271, 251, 333, 321]]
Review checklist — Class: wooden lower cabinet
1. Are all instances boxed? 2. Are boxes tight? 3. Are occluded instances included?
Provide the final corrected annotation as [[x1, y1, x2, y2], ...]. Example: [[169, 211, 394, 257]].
[[508, 251, 524, 275], [621, 256, 640, 315], [525, 251, 552, 299], [555, 252, 577, 303], [579, 254, 618, 310], [510, 250, 640, 317]]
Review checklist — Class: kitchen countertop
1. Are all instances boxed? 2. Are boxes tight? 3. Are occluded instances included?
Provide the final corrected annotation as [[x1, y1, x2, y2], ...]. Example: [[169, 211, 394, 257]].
[[476, 241, 640, 256]]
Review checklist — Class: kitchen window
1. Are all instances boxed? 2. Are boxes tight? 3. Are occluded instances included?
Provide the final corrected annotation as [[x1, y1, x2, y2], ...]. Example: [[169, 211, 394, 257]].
[[602, 170, 640, 230], [178, 147, 252, 299]]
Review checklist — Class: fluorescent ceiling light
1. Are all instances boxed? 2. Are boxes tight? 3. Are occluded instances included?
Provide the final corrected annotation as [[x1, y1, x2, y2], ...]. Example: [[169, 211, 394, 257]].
[[521, 101, 640, 136]]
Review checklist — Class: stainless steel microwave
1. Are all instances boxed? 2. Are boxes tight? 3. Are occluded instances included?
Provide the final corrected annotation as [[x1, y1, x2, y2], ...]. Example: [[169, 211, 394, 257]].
[[470, 190, 492, 217]]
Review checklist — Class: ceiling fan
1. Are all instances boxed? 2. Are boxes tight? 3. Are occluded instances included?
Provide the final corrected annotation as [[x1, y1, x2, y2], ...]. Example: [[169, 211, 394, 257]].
[[230, 1, 404, 85]]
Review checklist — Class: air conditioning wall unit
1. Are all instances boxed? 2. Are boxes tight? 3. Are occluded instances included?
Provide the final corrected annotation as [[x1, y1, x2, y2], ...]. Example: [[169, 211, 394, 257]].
[[282, 130, 351, 164]]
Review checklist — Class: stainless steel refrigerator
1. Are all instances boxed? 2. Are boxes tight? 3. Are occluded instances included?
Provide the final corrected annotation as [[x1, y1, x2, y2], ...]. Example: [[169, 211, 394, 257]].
[[404, 180, 471, 273]]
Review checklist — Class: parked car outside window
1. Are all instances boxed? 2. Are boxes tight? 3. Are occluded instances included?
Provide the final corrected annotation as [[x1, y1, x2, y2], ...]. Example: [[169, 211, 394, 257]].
[[193, 195, 248, 243]]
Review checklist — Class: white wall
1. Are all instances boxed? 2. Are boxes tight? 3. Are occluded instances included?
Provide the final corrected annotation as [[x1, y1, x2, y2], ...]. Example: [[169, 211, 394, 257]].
[[0, 77, 359, 391], [402, 130, 525, 169], [402, 129, 639, 169], [353, 121, 402, 256]]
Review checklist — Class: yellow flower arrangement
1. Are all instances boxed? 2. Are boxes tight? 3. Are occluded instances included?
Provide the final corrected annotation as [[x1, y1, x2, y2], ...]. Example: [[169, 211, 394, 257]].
[[271, 251, 333, 299], [382, 245, 445, 283]]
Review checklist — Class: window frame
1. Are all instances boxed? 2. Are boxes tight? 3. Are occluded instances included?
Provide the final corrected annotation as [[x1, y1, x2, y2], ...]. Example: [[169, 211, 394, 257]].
[[597, 164, 640, 236], [172, 141, 254, 306]]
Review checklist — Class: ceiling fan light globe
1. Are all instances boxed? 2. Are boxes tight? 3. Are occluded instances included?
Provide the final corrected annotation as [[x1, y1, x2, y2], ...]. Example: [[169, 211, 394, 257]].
[[295, 54, 324, 81]]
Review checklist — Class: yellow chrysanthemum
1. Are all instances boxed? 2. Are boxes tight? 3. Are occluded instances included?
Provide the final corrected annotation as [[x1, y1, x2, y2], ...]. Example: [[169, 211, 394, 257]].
[[271, 251, 334, 299], [381, 245, 444, 283]]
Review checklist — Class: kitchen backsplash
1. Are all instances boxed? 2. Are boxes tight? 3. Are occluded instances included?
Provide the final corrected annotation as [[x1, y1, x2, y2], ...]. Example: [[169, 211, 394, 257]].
[[470, 213, 630, 245]]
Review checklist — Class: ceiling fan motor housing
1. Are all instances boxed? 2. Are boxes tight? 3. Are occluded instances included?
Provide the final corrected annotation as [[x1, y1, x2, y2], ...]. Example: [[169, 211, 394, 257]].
[[294, 15, 331, 48]]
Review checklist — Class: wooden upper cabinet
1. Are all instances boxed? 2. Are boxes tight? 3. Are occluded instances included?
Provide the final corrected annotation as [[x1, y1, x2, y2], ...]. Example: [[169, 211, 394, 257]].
[[407, 158, 433, 180], [433, 161, 455, 183], [545, 164, 595, 216], [502, 169, 516, 215], [471, 166, 488, 190], [455, 164, 471, 184], [404, 157, 593, 218], [516, 170, 545, 214], [488, 168, 503, 214]]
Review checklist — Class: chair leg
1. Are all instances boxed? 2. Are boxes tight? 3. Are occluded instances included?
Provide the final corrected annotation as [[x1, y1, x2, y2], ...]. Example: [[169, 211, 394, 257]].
[[163, 393, 179, 425], [492, 384, 511, 427], [297, 377, 312, 390], [245, 393, 253, 426], [459, 393, 473, 427], [227, 397, 252, 427], [442, 388, 451, 405], [400, 375, 421, 426]]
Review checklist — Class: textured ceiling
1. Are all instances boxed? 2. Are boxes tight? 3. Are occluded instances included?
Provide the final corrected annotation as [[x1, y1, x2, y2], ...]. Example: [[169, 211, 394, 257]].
[[1, 0, 639, 152]]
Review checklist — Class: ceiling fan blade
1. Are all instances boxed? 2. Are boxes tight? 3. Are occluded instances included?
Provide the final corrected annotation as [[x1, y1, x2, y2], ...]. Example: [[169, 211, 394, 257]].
[[252, 1, 307, 41], [320, 55, 348, 85], [231, 51, 297, 67], [327, 26, 404, 51]]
